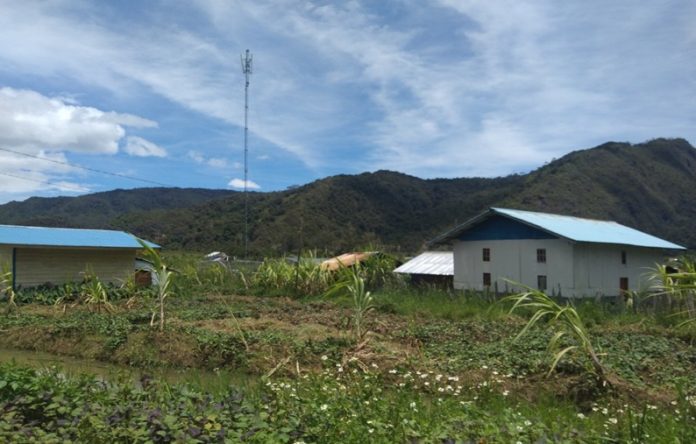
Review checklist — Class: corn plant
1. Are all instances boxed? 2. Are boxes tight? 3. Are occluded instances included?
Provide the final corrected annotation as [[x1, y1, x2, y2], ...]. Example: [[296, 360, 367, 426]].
[[0, 264, 17, 314], [504, 284, 607, 381], [138, 239, 173, 332], [80, 267, 114, 314], [326, 267, 375, 343], [648, 257, 696, 326]]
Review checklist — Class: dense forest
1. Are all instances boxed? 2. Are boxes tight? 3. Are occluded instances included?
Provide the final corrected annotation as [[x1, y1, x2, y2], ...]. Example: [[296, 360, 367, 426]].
[[0, 138, 694, 256]]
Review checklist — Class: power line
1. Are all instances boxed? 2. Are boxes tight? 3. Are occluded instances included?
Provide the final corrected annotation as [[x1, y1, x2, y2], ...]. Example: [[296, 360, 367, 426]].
[[0, 146, 174, 187], [0, 171, 87, 193]]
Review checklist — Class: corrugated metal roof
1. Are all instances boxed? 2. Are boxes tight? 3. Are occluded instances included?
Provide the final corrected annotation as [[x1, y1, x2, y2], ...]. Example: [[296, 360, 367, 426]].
[[431, 208, 685, 250], [394, 251, 453, 275], [0, 224, 159, 249]]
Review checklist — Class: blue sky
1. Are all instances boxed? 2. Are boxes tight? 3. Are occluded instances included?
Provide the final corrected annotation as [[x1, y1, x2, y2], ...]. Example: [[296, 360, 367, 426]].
[[0, 0, 694, 203]]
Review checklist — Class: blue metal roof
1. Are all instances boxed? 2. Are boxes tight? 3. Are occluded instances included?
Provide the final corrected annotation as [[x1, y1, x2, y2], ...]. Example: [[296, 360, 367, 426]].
[[0, 224, 160, 249], [432, 208, 686, 250]]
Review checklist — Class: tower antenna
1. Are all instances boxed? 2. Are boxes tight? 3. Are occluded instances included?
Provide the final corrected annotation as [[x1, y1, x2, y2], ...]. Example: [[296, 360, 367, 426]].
[[241, 49, 253, 258]]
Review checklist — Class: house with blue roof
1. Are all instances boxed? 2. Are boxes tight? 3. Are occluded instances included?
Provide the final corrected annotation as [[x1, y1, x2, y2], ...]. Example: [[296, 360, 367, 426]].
[[0, 224, 159, 289], [430, 208, 686, 297]]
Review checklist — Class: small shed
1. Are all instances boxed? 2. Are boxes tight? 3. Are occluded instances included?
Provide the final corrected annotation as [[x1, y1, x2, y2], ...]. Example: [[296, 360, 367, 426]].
[[394, 251, 453, 287], [0, 224, 159, 289]]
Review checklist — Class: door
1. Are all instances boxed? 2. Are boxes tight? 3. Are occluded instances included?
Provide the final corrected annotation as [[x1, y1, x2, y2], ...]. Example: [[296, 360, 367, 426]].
[[619, 277, 629, 294]]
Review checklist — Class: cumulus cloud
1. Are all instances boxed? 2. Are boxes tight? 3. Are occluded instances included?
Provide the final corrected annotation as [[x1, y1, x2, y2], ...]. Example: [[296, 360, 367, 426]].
[[0, 87, 155, 155], [228, 178, 260, 190], [0, 87, 158, 198], [124, 136, 167, 157], [187, 150, 228, 168]]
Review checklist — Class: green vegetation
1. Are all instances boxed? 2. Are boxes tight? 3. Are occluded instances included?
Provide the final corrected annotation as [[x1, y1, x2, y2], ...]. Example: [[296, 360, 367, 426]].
[[505, 286, 607, 381], [0, 138, 693, 255], [1, 254, 696, 441], [1, 361, 695, 443]]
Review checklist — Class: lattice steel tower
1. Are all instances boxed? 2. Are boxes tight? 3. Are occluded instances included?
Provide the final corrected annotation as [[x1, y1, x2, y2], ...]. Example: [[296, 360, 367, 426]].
[[241, 49, 253, 258]]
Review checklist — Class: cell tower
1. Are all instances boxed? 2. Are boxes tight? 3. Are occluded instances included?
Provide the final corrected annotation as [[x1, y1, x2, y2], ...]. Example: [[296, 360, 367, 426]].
[[241, 49, 253, 258]]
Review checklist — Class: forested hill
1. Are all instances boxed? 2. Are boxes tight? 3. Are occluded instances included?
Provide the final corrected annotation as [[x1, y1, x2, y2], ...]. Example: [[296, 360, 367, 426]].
[[0, 138, 694, 255], [0, 188, 234, 228]]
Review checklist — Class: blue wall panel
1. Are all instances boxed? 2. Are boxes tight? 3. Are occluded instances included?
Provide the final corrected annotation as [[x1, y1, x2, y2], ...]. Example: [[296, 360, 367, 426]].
[[458, 215, 557, 241]]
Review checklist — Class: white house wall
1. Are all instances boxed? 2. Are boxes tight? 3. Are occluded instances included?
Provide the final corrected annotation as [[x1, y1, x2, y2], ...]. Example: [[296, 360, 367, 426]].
[[453, 239, 575, 295], [572, 244, 663, 296]]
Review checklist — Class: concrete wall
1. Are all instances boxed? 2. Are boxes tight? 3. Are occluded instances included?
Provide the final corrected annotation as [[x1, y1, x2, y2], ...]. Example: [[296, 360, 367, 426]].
[[14, 247, 135, 288], [572, 244, 663, 296], [453, 239, 667, 297], [453, 238, 575, 295]]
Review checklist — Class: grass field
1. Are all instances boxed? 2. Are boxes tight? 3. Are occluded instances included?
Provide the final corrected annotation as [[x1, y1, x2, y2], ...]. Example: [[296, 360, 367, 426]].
[[0, 254, 695, 442]]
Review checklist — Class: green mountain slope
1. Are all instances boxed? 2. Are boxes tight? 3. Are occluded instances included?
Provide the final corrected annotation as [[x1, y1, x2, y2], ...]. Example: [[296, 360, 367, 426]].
[[0, 138, 693, 254], [0, 188, 234, 228]]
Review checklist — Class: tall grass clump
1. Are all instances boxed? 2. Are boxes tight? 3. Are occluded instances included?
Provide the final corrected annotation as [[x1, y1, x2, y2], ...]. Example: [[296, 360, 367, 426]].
[[649, 256, 696, 326], [504, 284, 607, 382], [253, 254, 334, 297]]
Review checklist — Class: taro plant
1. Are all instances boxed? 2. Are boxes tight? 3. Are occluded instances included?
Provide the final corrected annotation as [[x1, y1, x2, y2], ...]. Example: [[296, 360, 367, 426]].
[[504, 283, 607, 382], [138, 238, 173, 331], [80, 267, 114, 314]]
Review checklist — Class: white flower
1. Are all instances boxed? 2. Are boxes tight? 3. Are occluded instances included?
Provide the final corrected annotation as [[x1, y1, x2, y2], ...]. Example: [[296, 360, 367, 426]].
[[502, 390, 509, 396], [524, 420, 532, 426], [410, 402, 417, 409], [321, 355, 328, 361], [577, 413, 586, 419], [601, 407, 608, 415], [388, 369, 397, 374], [320, 404, 328, 411], [608, 418, 618, 424], [368, 428, 374, 434]]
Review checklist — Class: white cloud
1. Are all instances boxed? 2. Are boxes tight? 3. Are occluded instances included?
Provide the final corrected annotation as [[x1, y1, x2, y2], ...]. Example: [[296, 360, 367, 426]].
[[124, 136, 167, 157], [228, 178, 260, 189], [0, 87, 156, 197], [0, 1, 694, 180], [257, 154, 270, 161], [187, 150, 228, 168], [0, 87, 155, 155]]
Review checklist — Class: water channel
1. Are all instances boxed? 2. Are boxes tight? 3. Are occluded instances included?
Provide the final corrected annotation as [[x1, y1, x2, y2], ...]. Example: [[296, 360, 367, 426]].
[[0, 348, 255, 392]]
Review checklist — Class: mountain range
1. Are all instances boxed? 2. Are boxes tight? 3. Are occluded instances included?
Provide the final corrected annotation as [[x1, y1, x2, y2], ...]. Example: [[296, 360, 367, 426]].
[[0, 138, 694, 256]]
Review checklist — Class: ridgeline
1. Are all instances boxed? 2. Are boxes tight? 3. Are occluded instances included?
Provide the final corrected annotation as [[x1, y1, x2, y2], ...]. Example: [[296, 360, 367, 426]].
[[0, 138, 694, 256]]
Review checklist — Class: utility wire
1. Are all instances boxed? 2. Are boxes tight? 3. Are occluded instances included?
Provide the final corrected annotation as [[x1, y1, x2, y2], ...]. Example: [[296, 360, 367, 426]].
[[0, 146, 174, 187], [0, 171, 87, 193]]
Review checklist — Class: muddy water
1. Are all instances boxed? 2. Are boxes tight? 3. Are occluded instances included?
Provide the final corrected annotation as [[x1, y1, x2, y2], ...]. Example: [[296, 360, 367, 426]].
[[0, 348, 255, 392]]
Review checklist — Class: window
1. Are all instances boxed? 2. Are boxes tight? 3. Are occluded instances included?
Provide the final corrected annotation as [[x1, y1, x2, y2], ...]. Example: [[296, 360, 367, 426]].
[[483, 273, 491, 287], [537, 275, 547, 291], [537, 248, 546, 263], [482, 248, 490, 262], [621, 250, 627, 265]]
